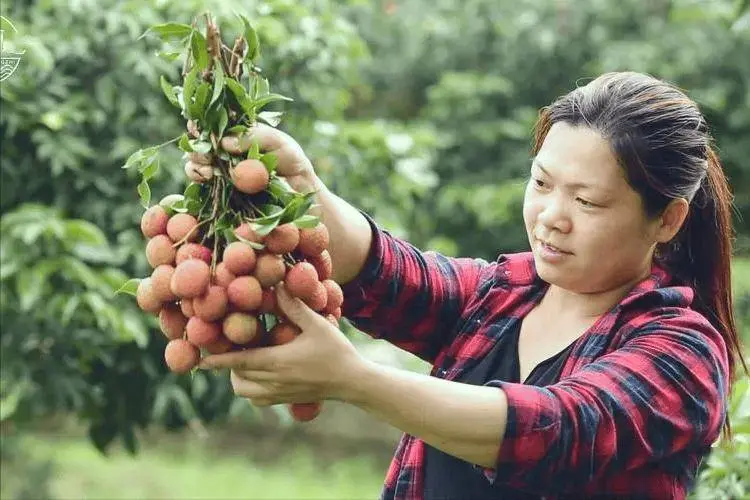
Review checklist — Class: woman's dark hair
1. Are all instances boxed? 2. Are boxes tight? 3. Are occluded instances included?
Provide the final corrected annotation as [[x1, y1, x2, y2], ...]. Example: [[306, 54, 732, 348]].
[[531, 71, 747, 431]]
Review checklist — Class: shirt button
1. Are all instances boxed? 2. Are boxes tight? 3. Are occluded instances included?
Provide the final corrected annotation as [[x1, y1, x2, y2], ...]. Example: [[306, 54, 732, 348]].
[[437, 368, 447, 377]]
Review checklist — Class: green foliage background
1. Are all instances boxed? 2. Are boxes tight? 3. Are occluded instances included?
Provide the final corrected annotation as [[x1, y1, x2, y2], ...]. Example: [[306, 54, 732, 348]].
[[1, 0, 748, 497]]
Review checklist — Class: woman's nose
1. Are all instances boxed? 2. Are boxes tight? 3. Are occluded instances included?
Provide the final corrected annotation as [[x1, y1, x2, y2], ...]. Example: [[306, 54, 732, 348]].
[[537, 198, 572, 233]]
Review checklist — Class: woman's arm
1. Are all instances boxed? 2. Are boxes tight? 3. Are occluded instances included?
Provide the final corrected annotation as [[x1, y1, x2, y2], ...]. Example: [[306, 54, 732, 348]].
[[345, 358, 509, 468]]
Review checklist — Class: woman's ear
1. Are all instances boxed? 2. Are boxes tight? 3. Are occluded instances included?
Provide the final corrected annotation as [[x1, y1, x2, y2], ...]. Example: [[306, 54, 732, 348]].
[[655, 198, 690, 244]]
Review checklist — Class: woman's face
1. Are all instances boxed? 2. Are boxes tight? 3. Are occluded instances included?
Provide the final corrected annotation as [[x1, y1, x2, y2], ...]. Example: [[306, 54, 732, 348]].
[[523, 122, 663, 294]]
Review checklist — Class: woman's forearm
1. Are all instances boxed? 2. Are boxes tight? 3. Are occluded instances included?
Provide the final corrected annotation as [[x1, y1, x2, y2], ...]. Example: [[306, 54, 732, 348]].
[[307, 177, 374, 285], [341, 359, 508, 468]]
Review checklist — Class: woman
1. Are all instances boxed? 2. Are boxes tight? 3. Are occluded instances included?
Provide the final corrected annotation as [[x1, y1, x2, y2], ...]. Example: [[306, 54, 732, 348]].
[[196, 72, 746, 499]]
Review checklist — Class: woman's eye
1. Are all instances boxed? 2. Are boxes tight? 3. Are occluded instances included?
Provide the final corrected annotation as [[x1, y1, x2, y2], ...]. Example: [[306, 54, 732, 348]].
[[577, 198, 595, 208], [533, 178, 546, 188]]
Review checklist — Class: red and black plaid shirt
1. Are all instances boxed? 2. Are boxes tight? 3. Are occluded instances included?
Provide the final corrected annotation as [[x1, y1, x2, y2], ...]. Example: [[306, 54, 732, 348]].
[[340, 212, 729, 500]]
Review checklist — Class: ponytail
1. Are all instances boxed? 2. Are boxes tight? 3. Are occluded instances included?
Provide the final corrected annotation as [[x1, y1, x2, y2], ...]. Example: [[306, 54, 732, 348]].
[[686, 146, 747, 383]]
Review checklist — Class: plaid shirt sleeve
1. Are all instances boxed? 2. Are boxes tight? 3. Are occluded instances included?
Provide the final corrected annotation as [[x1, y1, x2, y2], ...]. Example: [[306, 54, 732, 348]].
[[478, 310, 730, 494], [340, 211, 492, 363]]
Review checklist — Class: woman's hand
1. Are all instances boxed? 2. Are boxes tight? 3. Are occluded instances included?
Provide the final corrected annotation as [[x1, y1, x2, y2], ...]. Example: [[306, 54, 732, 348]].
[[184, 122, 322, 195], [198, 283, 365, 406]]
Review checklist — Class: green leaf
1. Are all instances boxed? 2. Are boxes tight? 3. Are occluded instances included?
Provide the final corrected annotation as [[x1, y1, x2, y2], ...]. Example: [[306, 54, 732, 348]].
[[293, 214, 320, 229], [260, 152, 278, 175], [266, 177, 294, 203], [160, 75, 180, 108], [209, 60, 225, 108], [226, 78, 254, 118], [254, 93, 293, 110], [119, 314, 149, 348], [63, 220, 108, 246], [178, 133, 194, 152], [182, 66, 200, 115], [188, 82, 211, 120], [190, 30, 209, 72], [61, 295, 81, 325], [184, 182, 203, 201], [237, 14, 260, 62], [247, 140, 261, 160], [217, 107, 229, 138], [141, 158, 160, 181], [156, 51, 181, 62], [137, 179, 151, 209], [189, 140, 212, 154], [139, 23, 193, 41], [258, 111, 284, 127], [0, 379, 29, 422], [115, 278, 140, 297], [226, 125, 248, 135], [253, 219, 279, 237], [159, 194, 185, 211]]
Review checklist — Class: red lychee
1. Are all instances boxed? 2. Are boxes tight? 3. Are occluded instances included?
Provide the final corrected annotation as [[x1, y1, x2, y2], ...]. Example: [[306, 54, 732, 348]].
[[289, 402, 322, 422], [223, 241, 257, 275], [235, 222, 264, 244], [159, 303, 188, 340], [164, 338, 200, 374], [150, 264, 177, 303], [186, 316, 221, 347], [146, 234, 176, 268], [170, 259, 210, 298], [141, 205, 169, 239], [167, 213, 200, 243], [136, 278, 162, 314], [226, 276, 263, 311], [254, 253, 286, 288], [297, 223, 329, 257], [265, 223, 299, 254], [193, 285, 228, 322], [230, 159, 270, 194], [321, 279, 344, 313], [213, 262, 235, 288], [285, 262, 319, 301], [222, 312, 260, 345], [308, 250, 332, 281], [175, 243, 212, 265]]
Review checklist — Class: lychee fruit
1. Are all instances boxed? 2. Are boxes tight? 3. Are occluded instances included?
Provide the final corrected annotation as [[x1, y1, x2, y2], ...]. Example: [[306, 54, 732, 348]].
[[226, 276, 263, 311], [193, 285, 228, 322], [322, 279, 344, 313], [223, 241, 256, 275], [171, 259, 211, 298], [141, 205, 169, 239], [176, 243, 212, 265], [265, 223, 300, 254], [289, 402, 322, 422], [308, 250, 332, 281], [230, 159, 269, 194], [150, 265, 177, 302], [303, 281, 328, 312], [259, 288, 277, 313], [136, 278, 162, 314], [332, 307, 342, 320], [298, 223, 329, 257], [254, 253, 286, 288], [180, 299, 194, 318], [223, 312, 260, 345], [235, 223, 264, 244], [213, 262, 235, 288], [146, 234, 176, 268], [167, 213, 200, 243], [159, 304, 188, 340], [186, 316, 221, 347], [164, 338, 200, 374], [204, 334, 234, 354], [270, 322, 301, 345], [285, 262, 319, 301]]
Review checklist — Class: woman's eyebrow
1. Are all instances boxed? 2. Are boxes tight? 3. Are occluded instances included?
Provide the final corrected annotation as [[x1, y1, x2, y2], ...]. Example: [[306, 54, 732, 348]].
[[533, 159, 611, 194]]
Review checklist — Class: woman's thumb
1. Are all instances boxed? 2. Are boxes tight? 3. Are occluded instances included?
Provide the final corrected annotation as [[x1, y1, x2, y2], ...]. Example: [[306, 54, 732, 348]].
[[275, 282, 321, 329]]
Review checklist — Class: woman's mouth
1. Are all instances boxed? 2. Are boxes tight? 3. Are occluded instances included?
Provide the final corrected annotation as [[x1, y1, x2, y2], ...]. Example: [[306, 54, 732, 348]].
[[537, 239, 572, 261]]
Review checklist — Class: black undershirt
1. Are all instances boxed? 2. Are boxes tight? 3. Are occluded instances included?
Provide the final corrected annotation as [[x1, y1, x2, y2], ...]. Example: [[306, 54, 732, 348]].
[[423, 320, 575, 499]]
